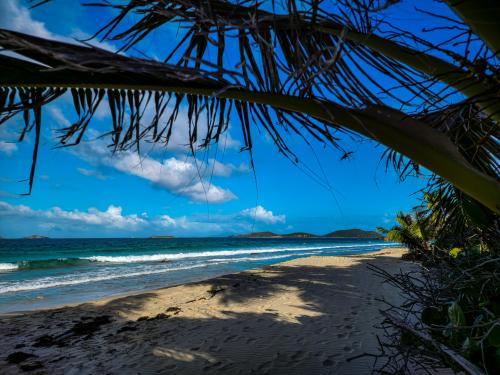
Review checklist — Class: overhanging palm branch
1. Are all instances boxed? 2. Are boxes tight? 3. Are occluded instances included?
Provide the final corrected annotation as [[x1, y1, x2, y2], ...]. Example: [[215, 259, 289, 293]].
[[0, 0, 499, 214], [84, 0, 500, 119]]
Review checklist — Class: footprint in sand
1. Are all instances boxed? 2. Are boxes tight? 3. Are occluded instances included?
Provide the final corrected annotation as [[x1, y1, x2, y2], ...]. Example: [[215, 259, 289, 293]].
[[203, 361, 222, 371], [290, 351, 307, 361], [223, 335, 237, 343], [323, 359, 335, 367], [315, 327, 328, 334], [256, 360, 273, 372], [322, 355, 338, 367], [343, 345, 354, 353]]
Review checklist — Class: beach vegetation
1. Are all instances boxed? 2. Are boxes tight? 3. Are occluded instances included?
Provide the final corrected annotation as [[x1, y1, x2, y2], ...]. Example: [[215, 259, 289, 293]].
[[374, 184, 499, 373]]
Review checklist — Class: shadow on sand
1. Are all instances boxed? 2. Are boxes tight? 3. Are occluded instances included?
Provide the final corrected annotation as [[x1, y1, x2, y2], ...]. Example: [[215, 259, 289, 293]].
[[0, 252, 414, 374]]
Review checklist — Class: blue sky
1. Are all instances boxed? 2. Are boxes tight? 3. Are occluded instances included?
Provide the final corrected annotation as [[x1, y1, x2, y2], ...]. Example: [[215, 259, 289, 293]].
[[0, 0, 435, 238]]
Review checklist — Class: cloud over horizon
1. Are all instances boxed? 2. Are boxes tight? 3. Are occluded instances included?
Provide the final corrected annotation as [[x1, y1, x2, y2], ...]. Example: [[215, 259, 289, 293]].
[[240, 205, 286, 224], [0, 201, 147, 232], [0, 201, 287, 237]]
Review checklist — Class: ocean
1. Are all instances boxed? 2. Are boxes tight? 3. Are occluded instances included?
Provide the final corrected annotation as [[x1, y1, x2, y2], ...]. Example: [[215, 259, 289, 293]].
[[0, 238, 398, 313]]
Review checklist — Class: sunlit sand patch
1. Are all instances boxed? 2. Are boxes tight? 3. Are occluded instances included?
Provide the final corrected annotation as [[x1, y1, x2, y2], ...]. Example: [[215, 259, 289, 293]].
[[0, 248, 417, 375], [152, 347, 216, 363]]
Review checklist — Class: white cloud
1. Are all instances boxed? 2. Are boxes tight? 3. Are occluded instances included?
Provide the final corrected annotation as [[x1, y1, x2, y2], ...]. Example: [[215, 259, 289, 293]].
[[156, 214, 177, 228], [48, 107, 72, 128], [0, 201, 146, 231], [240, 205, 286, 224], [0, 141, 18, 156], [208, 159, 250, 177], [0, 0, 116, 57], [72, 137, 237, 204], [0, 0, 54, 39], [77, 167, 108, 180], [154, 214, 224, 233], [0, 201, 287, 236], [0, 202, 215, 236], [44, 98, 246, 204]]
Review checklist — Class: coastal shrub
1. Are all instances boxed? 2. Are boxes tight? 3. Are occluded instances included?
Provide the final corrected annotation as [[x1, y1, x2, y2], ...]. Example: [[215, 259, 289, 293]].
[[373, 175, 500, 373]]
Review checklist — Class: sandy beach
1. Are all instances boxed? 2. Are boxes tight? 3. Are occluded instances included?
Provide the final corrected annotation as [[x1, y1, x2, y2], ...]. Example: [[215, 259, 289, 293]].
[[0, 247, 413, 374]]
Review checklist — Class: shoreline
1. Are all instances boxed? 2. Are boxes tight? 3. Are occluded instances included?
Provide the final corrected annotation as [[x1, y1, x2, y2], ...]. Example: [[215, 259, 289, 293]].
[[1, 247, 414, 374], [1, 247, 401, 317]]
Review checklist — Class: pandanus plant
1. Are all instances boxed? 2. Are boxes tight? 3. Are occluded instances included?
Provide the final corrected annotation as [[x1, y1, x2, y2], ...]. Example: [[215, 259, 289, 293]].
[[0, 0, 498, 214]]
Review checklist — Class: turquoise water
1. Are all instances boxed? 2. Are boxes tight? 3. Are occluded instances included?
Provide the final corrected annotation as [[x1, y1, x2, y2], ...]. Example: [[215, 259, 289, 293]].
[[0, 238, 397, 313]]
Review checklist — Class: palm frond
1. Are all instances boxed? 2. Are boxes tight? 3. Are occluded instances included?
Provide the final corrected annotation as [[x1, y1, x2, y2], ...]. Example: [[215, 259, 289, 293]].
[[78, 0, 500, 119], [1, 2, 499, 213], [1, 27, 499, 211]]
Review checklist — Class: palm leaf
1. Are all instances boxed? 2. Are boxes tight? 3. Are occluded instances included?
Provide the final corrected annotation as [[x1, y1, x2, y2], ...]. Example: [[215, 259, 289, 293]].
[[78, 0, 500, 121], [1, 28, 499, 212], [1, 1, 499, 215]]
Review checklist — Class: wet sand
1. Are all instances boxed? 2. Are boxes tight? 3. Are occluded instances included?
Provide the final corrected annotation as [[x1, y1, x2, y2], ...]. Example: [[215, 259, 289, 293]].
[[0, 248, 414, 374]]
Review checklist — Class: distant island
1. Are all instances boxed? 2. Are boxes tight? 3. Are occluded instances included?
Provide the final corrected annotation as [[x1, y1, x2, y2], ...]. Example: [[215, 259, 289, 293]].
[[148, 235, 176, 239], [322, 229, 383, 239], [23, 235, 49, 239], [231, 229, 383, 239]]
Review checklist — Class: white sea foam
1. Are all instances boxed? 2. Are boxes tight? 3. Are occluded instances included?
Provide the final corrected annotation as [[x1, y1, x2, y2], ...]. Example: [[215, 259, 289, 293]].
[[0, 242, 398, 294], [0, 263, 18, 271], [208, 252, 318, 263], [83, 243, 395, 264], [0, 263, 214, 294]]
